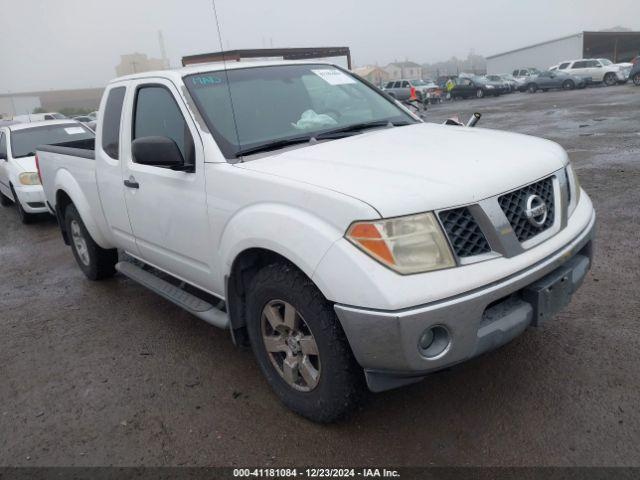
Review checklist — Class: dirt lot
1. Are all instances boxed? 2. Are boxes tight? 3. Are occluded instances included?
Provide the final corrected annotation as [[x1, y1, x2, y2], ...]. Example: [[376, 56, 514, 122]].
[[1, 85, 639, 467]]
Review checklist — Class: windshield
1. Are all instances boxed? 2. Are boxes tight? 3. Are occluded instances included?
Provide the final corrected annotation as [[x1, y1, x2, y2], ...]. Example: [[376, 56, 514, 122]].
[[10, 123, 94, 158], [599, 59, 612, 66], [410, 80, 427, 86], [185, 64, 415, 158]]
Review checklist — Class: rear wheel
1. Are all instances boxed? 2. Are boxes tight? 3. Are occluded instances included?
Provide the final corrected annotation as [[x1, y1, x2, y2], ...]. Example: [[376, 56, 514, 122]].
[[64, 204, 117, 280], [563, 80, 575, 90], [246, 262, 366, 423], [604, 73, 617, 86], [633, 73, 640, 86], [528, 83, 538, 93], [10, 186, 35, 224]]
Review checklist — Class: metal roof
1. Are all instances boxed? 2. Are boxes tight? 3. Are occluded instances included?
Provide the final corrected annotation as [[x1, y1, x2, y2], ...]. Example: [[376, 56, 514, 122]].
[[182, 47, 352, 68], [486, 33, 583, 59]]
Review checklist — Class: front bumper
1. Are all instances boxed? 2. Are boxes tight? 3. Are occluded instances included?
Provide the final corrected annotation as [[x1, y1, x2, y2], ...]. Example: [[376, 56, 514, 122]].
[[617, 70, 631, 82], [334, 211, 595, 392], [14, 184, 48, 213]]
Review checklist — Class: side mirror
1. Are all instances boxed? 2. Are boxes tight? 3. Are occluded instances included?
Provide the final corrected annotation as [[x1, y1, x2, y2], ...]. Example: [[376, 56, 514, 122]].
[[132, 136, 186, 170]]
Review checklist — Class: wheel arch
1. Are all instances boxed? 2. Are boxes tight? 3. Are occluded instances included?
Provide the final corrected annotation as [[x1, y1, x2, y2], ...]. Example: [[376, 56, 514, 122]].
[[226, 247, 313, 345], [51, 169, 113, 248]]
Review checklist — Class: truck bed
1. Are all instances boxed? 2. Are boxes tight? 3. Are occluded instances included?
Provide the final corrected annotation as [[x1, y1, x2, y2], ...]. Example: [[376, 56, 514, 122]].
[[37, 137, 95, 160]]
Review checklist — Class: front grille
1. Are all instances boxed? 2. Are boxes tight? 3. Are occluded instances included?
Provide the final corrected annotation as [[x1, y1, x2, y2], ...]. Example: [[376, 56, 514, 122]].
[[498, 177, 555, 242], [439, 207, 491, 258]]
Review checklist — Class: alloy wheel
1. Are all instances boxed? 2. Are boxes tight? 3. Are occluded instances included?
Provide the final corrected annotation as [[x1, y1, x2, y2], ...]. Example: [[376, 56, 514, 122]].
[[261, 299, 321, 392], [70, 219, 91, 266]]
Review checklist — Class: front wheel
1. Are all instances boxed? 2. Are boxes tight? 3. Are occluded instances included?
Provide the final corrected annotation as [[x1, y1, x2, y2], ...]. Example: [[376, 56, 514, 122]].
[[604, 73, 617, 86], [10, 186, 35, 224], [64, 204, 117, 280], [246, 263, 366, 423], [563, 80, 575, 90], [476, 88, 484, 99], [633, 73, 640, 86], [528, 83, 538, 93]]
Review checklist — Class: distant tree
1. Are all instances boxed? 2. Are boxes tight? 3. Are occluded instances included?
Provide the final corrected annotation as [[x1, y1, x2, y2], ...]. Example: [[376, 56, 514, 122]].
[[32, 107, 47, 114]]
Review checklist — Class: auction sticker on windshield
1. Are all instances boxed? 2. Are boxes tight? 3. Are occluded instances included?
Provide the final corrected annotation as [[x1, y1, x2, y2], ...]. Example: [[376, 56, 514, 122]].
[[64, 127, 86, 135], [311, 69, 356, 85]]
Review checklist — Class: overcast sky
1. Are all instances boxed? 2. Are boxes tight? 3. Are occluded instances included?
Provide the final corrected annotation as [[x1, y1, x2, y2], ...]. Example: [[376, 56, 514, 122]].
[[1, 0, 639, 92]]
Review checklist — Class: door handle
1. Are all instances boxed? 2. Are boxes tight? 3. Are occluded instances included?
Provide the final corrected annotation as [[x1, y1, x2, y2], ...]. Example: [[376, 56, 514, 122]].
[[124, 176, 139, 189]]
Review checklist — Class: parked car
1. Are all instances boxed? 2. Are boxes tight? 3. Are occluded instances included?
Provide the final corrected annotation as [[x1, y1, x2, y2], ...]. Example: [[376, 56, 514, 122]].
[[450, 76, 503, 99], [525, 71, 587, 93], [485, 74, 513, 93], [38, 61, 595, 422], [498, 73, 521, 92], [383, 79, 434, 104], [512, 68, 542, 85], [557, 58, 631, 86], [12, 112, 67, 123], [73, 115, 98, 131], [0, 120, 94, 223], [629, 57, 640, 86]]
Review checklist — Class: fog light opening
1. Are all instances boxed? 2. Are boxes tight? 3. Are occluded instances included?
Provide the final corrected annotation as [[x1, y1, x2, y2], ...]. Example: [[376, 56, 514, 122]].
[[417, 326, 450, 359]]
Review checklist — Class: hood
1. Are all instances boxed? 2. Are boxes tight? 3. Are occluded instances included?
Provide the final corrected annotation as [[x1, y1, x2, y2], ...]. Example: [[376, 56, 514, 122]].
[[238, 123, 568, 218], [12, 156, 36, 172]]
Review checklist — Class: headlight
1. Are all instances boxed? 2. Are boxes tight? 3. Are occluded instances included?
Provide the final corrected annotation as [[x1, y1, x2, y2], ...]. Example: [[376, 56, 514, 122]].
[[346, 212, 455, 274], [486, 85, 495, 89], [19, 172, 41, 185], [566, 163, 581, 216]]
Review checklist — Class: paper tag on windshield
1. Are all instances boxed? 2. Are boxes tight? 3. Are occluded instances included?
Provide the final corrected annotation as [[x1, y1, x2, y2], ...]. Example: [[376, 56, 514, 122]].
[[65, 127, 85, 135], [311, 69, 356, 85]]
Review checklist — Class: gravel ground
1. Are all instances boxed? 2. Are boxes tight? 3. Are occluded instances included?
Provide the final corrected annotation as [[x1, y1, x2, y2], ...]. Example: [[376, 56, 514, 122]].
[[1, 85, 639, 467]]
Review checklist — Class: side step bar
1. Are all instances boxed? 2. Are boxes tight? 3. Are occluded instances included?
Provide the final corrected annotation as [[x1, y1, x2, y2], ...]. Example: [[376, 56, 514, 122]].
[[115, 261, 229, 329]]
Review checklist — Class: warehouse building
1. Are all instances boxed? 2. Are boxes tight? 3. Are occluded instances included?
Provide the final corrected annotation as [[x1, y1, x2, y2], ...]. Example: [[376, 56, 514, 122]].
[[486, 30, 640, 74]]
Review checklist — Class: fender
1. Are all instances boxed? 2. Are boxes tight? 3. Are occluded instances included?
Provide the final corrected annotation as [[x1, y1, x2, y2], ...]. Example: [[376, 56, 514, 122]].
[[54, 168, 114, 249], [218, 202, 345, 295]]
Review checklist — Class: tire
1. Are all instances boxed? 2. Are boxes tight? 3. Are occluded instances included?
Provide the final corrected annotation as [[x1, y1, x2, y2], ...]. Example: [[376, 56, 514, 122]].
[[633, 73, 640, 86], [64, 203, 117, 280], [10, 185, 35, 224], [476, 88, 484, 99], [528, 83, 538, 93], [604, 73, 617, 86], [246, 262, 366, 423], [0, 189, 12, 207], [563, 80, 575, 90]]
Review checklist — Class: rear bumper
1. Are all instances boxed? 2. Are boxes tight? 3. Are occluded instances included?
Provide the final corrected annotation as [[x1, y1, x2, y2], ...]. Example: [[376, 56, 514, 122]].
[[334, 211, 595, 392], [13, 184, 48, 213]]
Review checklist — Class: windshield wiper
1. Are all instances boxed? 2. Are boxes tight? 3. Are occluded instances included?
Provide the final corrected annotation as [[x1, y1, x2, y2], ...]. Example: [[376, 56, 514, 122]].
[[235, 120, 413, 157], [15, 152, 36, 158], [235, 136, 315, 157], [315, 120, 411, 140]]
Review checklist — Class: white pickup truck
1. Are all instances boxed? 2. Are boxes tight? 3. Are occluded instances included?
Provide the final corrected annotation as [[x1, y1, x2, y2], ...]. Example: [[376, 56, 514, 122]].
[[38, 61, 595, 422]]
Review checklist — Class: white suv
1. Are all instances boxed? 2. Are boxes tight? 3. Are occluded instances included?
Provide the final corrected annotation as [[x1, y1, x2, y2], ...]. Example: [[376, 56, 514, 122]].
[[556, 58, 631, 86]]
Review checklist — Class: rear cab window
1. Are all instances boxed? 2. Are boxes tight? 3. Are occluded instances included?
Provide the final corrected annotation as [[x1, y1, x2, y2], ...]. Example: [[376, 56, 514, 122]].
[[101, 86, 126, 159], [0, 131, 7, 159]]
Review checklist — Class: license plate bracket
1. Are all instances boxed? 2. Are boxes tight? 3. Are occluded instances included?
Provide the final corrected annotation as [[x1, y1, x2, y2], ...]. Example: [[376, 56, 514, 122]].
[[522, 256, 588, 327]]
